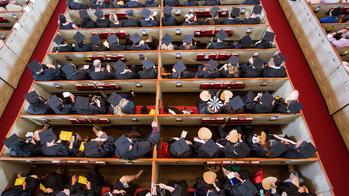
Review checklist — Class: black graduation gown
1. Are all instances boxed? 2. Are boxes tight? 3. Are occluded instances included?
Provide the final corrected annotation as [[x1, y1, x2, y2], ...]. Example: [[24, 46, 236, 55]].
[[169, 138, 193, 158], [85, 137, 116, 158], [57, 44, 74, 52], [196, 70, 221, 78], [169, 71, 194, 79], [68, 0, 89, 9], [50, 102, 75, 114], [92, 43, 108, 51], [108, 101, 135, 114], [164, 0, 179, 6], [207, 42, 229, 49], [239, 63, 262, 78], [60, 23, 74, 29], [109, 43, 126, 51], [144, 0, 158, 7], [112, 71, 137, 80], [95, 18, 110, 28], [255, 40, 273, 49], [2, 176, 39, 196], [184, 1, 198, 6], [112, 180, 138, 196], [223, 141, 251, 158], [75, 98, 107, 114], [41, 173, 66, 193], [194, 139, 222, 158], [41, 143, 70, 157], [138, 69, 157, 79], [262, 67, 286, 77], [81, 18, 96, 28], [242, 17, 261, 24], [9, 141, 41, 157], [178, 45, 197, 50], [242, 0, 260, 4], [122, 18, 140, 27], [74, 43, 92, 52], [89, 71, 112, 80], [128, 44, 151, 50], [28, 101, 52, 114], [204, 0, 220, 5], [109, 22, 123, 28], [67, 70, 89, 80], [223, 18, 240, 24], [33, 69, 64, 81], [198, 101, 209, 114], [162, 16, 178, 26], [140, 19, 158, 27]]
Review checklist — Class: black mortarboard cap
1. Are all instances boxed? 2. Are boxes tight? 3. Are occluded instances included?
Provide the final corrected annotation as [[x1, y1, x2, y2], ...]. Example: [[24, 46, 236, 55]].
[[164, 5, 172, 16], [236, 180, 258, 195], [273, 53, 285, 66], [113, 60, 126, 73], [298, 142, 317, 157], [73, 32, 85, 43], [268, 140, 287, 157], [130, 33, 141, 43], [216, 29, 228, 41], [162, 33, 172, 46], [252, 5, 262, 14], [233, 142, 251, 158], [91, 34, 101, 45], [210, 7, 220, 17], [141, 8, 152, 18], [62, 64, 75, 76], [228, 56, 239, 66], [207, 59, 218, 72], [4, 134, 21, 149], [79, 9, 89, 18], [229, 96, 245, 110], [125, 10, 134, 16], [240, 35, 253, 48], [143, 59, 155, 70], [182, 35, 192, 44], [108, 34, 118, 44], [231, 7, 240, 17], [114, 135, 132, 158], [47, 95, 61, 109], [170, 138, 190, 156], [75, 96, 89, 110], [288, 101, 303, 113], [260, 92, 274, 106], [174, 61, 187, 73], [25, 91, 40, 104], [107, 93, 123, 106], [252, 57, 264, 69], [39, 128, 56, 144], [53, 34, 64, 45], [27, 60, 42, 73], [94, 9, 104, 18], [202, 139, 220, 157], [263, 31, 275, 42], [84, 141, 100, 157]]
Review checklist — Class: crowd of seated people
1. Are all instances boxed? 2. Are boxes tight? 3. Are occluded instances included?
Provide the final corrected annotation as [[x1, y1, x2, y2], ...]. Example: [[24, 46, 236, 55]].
[[4, 121, 160, 160], [327, 27, 349, 47], [162, 5, 262, 26], [162, 89, 303, 114], [2, 167, 147, 196], [319, 6, 349, 23], [164, 0, 260, 6], [165, 53, 287, 79], [0, 0, 27, 11], [27, 59, 157, 81], [67, 0, 159, 9], [162, 126, 317, 159]]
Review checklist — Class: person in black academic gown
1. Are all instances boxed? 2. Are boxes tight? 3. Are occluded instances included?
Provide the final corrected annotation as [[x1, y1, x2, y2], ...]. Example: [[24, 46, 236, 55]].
[[107, 170, 144, 195], [74, 95, 107, 114], [112, 60, 137, 79], [83, 126, 115, 158], [155, 180, 189, 196], [107, 93, 135, 114], [162, 6, 178, 26], [125, 0, 141, 8], [114, 121, 160, 160], [160, 33, 175, 50], [108, 13, 123, 27], [3, 133, 41, 157], [184, 0, 198, 6], [169, 61, 194, 79], [164, 0, 179, 6], [106, 34, 126, 51], [207, 29, 229, 49], [94, 9, 110, 28], [53, 34, 73, 52], [204, 7, 221, 25], [247, 131, 288, 158], [27, 60, 64, 81], [204, 0, 220, 6], [91, 34, 107, 51], [39, 170, 66, 195], [127, 33, 151, 50], [183, 10, 198, 26], [239, 55, 264, 78], [220, 56, 240, 78], [58, 14, 77, 29], [73, 32, 92, 52], [61, 63, 89, 80], [169, 131, 193, 158], [242, 0, 260, 4], [242, 5, 262, 24], [223, 7, 240, 24], [89, 59, 112, 80], [196, 59, 221, 78], [262, 53, 287, 78], [122, 10, 140, 27], [179, 34, 197, 50], [47, 93, 76, 114], [2, 173, 39, 196], [221, 166, 258, 196], [140, 8, 158, 27], [233, 34, 254, 49], [138, 59, 157, 79], [25, 91, 52, 114], [67, 0, 89, 9], [255, 31, 274, 49], [193, 127, 222, 158], [79, 9, 96, 28], [36, 128, 70, 157], [194, 171, 224, 196], [220, 129, 251, 158]]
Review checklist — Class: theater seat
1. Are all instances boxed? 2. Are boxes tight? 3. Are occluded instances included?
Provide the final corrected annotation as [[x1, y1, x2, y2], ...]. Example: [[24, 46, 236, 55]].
[[135, 105, 156, 114], [101, 186, 111, 195], [160, 106, 199, 114]]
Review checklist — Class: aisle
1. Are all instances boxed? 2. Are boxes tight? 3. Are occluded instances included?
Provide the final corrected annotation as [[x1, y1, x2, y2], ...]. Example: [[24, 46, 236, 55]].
[[261, 0, 349, 195], [0, 0, 348, 195]]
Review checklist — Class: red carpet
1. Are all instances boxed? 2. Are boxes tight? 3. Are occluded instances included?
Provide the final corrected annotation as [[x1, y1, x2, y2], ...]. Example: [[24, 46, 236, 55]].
[[262, 0, 349, 195], [0, 0, 348, 195]]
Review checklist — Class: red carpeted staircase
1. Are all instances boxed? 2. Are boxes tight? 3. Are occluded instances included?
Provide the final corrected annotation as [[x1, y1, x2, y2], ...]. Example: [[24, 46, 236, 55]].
[[0, 0, 348, 195]]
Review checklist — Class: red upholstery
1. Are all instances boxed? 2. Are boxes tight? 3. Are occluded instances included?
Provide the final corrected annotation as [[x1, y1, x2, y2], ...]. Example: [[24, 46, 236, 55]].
[[135, 105, 155, 114], [160, 106, 199, 114]]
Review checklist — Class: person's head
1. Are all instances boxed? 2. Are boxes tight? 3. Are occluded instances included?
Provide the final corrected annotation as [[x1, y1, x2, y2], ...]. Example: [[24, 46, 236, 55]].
[[110, 13, 119, 23], [93, 59, 102, 72], [58, 14, 66, 25]]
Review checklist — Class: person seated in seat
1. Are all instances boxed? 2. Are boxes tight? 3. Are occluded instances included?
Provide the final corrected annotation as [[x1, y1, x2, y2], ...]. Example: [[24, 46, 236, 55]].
[[91, 34, 108, 51], [162, 6, 178, 26], [27, 60, 64, 81], [111, 60, 137, 79], [220, 129, 251, 158], [89, 59, 112, 80], [140, 8, 158, 27], [47, 92, 76, 114], [107, 93, 135, 114], [91, 0, 108, 8], [232, 34, 254, 49], [196, 59, 221, 78], [160, 33, 175, 50], [109, 13, 123, 27], [204, 7, 221, 25], [61, 63, 90, 80], [114, 121, 160, 160], [255, 31, 275, 49], [79, 9, 96, 28], [95, 9, 110, 28], [178, 35, 197, 50], [106, 170, 144, 195], [25, 91, 52, 114], [138, 59, 158, 79], [262, 53, 287, 78], [3, 131, 41, 157], [154, 180, 189, 196], [83, 126, 115, 158], [220, 56, 240, 78], [144, 0, 158, 7], [204, 0, 220, 6], [242, 0, 260, 4], [66, 168, 105, 196], [169, 131, 193, 158], [193, 127, 223, 158], [319, 7, 344, 23], [73, 32, 92, 52], [164, 0, 179, 6], [223, 7, 241, 24], [2, 172, 39, 196], [105, 34, 126, 51], [74, 95, 107, 114], [169, 61, 194, 79], [127, 33, 151, 50], [242, 5, 262, 24], [34, 128, 70, 157], [239, 54, 264, 77], [327, 27, 349, 47], [194, 171, 224, 195], [67, 0, 89, 9], [183, 10, 198, 25], [125, 0, 141, 8], [122, 10, 140, 27], [53, 34, 74, 52], [207, 29, 230, 49], [58, 14, 78, 29], [184, 0, 198, 6]]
